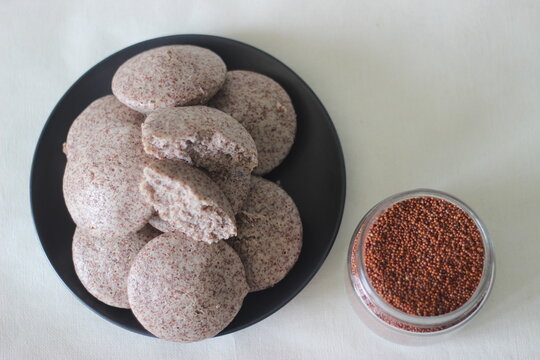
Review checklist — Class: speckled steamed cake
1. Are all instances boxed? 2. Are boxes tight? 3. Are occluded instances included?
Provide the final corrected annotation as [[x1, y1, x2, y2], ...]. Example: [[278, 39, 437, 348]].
[[140, 160, 236, 243], [208, 70, 296, 175], [112, 45, 226, 113], [127, 232, 248, 342], [147, 166, 250, 232], [63, 96, 153, 238], [72, 225, 160, 308], [142, 106, 257, 173], [227, 176, 302, 292], [64, 95, 145, 161]]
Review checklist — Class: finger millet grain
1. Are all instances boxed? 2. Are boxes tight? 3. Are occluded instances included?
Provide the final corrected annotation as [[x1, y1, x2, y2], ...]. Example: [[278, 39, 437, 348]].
[[363, 197, 485, 317]]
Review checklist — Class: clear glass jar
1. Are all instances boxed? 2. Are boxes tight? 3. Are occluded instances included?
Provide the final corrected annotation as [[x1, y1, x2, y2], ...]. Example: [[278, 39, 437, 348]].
[[346, 189, 495, 345]]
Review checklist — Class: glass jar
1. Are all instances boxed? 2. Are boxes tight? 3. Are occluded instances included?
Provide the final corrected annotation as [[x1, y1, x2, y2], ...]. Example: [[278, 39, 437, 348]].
[[346, 189, 495, 345]]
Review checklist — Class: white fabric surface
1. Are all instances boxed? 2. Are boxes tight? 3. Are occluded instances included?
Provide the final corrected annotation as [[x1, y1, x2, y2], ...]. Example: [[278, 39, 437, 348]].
[[1, 0, 539, 358]]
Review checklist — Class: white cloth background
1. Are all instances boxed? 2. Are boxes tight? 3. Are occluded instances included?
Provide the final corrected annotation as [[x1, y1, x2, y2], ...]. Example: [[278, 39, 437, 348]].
[[1, 0, 539, 359]]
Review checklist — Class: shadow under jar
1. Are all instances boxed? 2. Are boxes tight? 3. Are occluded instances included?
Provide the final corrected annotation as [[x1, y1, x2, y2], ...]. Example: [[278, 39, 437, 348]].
[[347, 189, 495, 345]]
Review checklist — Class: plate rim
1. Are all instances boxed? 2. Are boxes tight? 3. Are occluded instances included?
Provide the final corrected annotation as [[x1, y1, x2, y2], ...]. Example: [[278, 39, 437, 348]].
[[30, 34, 347, 337]]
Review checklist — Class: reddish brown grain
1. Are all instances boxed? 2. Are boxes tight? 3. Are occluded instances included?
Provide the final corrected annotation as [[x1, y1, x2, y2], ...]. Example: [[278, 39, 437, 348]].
[[363, 197, 484, 316]]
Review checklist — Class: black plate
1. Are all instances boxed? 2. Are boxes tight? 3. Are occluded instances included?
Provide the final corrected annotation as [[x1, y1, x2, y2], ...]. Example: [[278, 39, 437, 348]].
[[30, 34, 346, 337]]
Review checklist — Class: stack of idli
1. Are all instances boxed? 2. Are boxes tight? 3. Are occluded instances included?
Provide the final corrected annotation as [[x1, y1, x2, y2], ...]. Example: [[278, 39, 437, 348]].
[[63, 45, 302, 342]]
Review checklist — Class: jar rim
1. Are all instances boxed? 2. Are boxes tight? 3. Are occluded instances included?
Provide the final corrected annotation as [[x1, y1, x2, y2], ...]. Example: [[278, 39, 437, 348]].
[[348, 188, 496, 333]]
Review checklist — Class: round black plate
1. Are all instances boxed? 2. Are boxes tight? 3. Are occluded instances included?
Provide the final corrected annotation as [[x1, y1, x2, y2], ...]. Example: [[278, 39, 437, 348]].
[[30, 35, 346, 337]]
